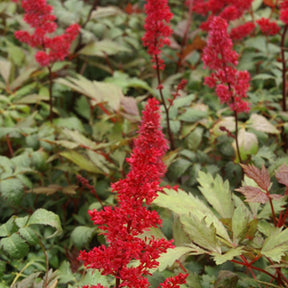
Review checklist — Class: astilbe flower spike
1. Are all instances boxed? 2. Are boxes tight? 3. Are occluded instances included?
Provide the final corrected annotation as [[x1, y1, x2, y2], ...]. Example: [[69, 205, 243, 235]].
[[256, 18, 280, 36], [15, 0, 80, 67], [78, 98, 188, 288], [142, 0, 173, 70], [190, 0, 254, 31], [202, 16, 251, 113]]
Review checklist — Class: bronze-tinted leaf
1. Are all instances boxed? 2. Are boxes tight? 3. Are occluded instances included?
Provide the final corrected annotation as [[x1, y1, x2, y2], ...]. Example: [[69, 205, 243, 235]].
[[235, 186, 269, 203], [241, 164, 270, 191], [275, 164, 288, 187]]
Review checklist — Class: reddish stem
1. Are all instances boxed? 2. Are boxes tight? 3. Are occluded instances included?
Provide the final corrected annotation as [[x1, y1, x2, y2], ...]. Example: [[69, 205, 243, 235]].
[[155, 55, 175, 150], [6, 134, 14, 157]]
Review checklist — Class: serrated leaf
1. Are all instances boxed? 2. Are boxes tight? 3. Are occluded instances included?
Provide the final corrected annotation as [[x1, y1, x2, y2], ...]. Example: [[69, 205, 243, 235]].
[[180, 214, 221, 253], [57, 75, 123, 111], [235, 186, 269, 203], [60, 150, 104, 174], [0, 178, 24, 203], [87, 150, 113, 174], [261, 228, 288, 262], [0, 233, 29, 259], [154, 189, 231, 243], [91, 6, 122, 18], [248, 114, 279, 134], [0, 216, 17, 237], [212, 247, 243, 265], [76, 269, 109, 287], [241, 164, 271, 191], [54, 117, 84, 132], [178, 108, 208, 123], [18, 227, 38, 245], [198, 172, 234, 218], [157, 246, 192, 272], [275, 164, 288, 187], [62, 129, 99, 150], [70, 226, 96, 248], [79, 39, 130, 57], [11, 272, 41, 288], [232, 204, 251, 243], [27, 209, 63, 238]]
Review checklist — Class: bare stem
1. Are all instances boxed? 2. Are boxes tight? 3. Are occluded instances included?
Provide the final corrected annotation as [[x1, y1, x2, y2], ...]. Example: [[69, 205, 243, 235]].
[[48, 66, 53, 123], [234, 110, 242, 163], [155, 55, 175, 149]]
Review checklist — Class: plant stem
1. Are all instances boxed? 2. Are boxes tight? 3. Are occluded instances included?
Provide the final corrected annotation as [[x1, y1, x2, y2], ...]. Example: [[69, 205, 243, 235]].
[[234, 110, 242, 163], [281, 25, 288, 112], [155, 55, 175, 149], [48, 66, 53, 123], [281, 25, 288, 151], [175, 0, 193, 73]]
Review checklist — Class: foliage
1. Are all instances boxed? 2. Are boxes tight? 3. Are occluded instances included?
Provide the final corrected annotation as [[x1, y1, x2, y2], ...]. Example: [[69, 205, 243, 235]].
[[1, 0, 288, 287]]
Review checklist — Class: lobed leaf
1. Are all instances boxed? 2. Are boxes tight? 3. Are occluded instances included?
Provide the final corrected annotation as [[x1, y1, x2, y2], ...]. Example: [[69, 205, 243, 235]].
[[275, 164, 288, 187], [241, 164, 271, 191], [197, 171, 234, 218], [235, 186, 269, 203]]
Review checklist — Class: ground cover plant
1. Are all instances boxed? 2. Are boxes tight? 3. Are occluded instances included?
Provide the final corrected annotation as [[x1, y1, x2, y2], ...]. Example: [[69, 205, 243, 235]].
[[1, 0, 288, 287]]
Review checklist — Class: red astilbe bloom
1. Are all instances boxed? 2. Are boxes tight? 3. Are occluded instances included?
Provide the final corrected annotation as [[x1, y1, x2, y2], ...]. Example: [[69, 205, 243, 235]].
[[78, 98, 188, 288], [15, 0, 80, 67], [256, 18, 281, 35], [230, 22, 256, 40], [280, 0, 288, 24], [202, 16, 251, 113], [142, 0, 173, 70], [190, 0, 253, 31]]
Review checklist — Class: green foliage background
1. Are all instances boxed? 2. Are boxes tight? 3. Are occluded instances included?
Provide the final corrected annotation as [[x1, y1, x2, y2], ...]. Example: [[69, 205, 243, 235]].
[[1, 0, 288, 287]]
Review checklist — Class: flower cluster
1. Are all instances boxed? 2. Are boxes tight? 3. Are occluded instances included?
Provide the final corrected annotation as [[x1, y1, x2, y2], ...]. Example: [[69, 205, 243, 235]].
[[229, 22, 255, 40], [280, 0, 288, 24], [202, 16, 251, 113], [142, 0, 173, 70], [256, 18, 280, 35], [191, 0, 254, 32], [78, 98, 188, 288], [15, 0, 80, 67]]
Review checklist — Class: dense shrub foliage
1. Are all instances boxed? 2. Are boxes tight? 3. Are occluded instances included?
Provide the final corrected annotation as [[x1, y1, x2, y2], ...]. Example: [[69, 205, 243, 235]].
[[1, 0, 288, 287]]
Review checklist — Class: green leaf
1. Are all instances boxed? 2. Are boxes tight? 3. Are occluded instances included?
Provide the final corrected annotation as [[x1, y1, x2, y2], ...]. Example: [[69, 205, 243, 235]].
[[178, 108, 208, 123], [0, 216, 18, 237], [0, 233, 29, 259], [197, 172, 234, 218], [212, 247, 243, 265], [233, 129, 258, 162], [27, 209, 63, 239], [0, 178, 24, 204], [54, 117, 84, 132], [76, 269, 109, 287], [18, 227, 38, 245], [60, 150, 104, 174], [157, 246, 192, 272], [248, 114, 279, 134], [79, 39, 130, 57], [57, 75, 123, 111], [214, 270, 239, 288], [261, 228, 288, 262], [154, 189, 231, 243], [180, 214, 221, 253], [232, 204, 251, 243], [70, 226, 96, 248]]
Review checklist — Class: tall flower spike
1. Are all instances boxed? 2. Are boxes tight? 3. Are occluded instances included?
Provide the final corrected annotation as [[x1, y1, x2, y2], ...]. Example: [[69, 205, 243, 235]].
[[15, 0, 80, 67], [78, 99, 188, 288], [202, 16, 250, 113], [142, 0, 173, 70]]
